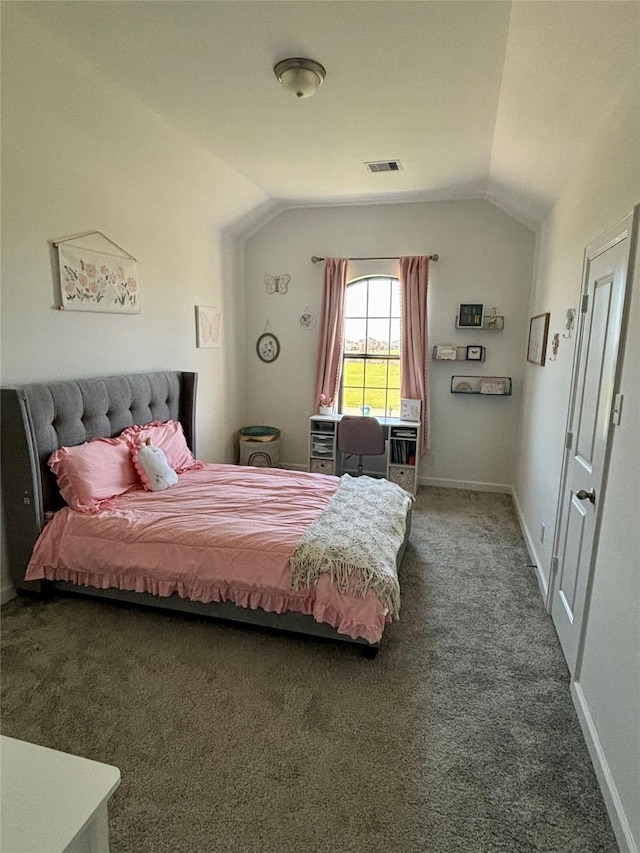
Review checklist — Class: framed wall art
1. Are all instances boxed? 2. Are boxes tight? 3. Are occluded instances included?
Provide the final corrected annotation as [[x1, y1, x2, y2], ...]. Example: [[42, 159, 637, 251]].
[[196, 305, 221, 348], [256, 332, 280, 363], [400, 398, 421, 422], [299, 309, 316, 330], [527, 312, 550, 366], [466, 345, 485, 361], [456, 303, 484, 328]]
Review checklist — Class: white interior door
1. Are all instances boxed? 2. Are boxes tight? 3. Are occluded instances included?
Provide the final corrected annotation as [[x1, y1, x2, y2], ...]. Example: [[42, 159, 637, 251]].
[[551, 210, 637, 676]]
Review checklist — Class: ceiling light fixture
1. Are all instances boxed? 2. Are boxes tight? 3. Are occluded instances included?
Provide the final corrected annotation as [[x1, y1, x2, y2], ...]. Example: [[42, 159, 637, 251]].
[[274, 58, 326, 99]]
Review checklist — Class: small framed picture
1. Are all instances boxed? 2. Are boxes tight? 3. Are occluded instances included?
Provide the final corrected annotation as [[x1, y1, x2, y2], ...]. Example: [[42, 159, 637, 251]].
[[195, 305, 221, 348], [400, 398, 421, 422], [466, 345, 484, 361], [457, 303, 484, 328], [527, 312, 550, 365], [299, 310, 316, 330]]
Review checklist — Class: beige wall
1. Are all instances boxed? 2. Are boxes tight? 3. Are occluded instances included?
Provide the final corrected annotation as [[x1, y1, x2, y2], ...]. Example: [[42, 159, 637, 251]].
[[0, 7, 266, 598], [244, 199, 535, 487], [514, 80, 640, 851]]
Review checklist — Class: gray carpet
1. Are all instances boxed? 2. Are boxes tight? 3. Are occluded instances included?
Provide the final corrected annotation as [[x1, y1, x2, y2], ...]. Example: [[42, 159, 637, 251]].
[[1, 488, 618, 853]]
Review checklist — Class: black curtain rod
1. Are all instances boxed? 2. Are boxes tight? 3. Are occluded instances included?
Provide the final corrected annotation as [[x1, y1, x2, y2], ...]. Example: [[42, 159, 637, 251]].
[[311, 253, 439, 263]]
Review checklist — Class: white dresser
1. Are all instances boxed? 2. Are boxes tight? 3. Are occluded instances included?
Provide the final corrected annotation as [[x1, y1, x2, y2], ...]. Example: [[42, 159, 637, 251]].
[[0, 736, 121, 853]]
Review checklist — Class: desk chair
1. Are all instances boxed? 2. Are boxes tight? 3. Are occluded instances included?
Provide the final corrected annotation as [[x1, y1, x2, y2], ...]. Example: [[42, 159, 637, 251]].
[[337, 416, 385, 476]]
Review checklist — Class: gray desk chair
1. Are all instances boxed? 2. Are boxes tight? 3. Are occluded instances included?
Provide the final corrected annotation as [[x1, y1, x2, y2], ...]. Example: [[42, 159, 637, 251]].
[[337, 415, 385, 476]]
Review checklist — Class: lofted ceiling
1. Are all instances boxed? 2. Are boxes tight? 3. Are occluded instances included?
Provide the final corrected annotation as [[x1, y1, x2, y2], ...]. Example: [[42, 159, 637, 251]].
[[15, 1, 640, 230]]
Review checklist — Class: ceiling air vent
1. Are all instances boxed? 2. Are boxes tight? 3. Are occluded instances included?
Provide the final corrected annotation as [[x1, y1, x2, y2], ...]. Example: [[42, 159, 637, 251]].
[[365, 159, 403, 173]]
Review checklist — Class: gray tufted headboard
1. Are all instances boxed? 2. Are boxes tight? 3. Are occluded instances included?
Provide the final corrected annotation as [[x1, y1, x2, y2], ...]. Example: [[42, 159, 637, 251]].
[[1, 371, 197, 591]]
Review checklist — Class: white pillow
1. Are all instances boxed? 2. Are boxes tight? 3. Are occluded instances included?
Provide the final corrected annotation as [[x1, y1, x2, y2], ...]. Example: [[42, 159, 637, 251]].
[[132, 441, 178, 492]]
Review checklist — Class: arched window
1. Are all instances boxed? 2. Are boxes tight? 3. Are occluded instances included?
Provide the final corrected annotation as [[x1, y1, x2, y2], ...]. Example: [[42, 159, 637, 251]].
[[340, 275, 401, 418]]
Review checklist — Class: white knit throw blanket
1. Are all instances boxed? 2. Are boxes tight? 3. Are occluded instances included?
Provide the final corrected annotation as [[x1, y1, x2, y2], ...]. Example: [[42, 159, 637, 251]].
[[289, 475, 413, 619]]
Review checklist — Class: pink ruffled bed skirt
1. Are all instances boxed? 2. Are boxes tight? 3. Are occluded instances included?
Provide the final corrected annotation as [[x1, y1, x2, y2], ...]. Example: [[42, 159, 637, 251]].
[[34, 565, 391, 644]]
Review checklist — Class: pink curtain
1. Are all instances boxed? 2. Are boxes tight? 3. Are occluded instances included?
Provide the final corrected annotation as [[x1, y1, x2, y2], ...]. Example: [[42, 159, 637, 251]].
[[399, 256, 430, 453], [314, 258, 349, 412]]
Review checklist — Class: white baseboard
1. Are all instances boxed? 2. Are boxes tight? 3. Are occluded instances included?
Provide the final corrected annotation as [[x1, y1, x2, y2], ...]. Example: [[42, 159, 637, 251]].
[[1, 583, 17, 605], [571, 681, 638, 853], [510, 486, 549, 603], [418, 476, 511, 494]]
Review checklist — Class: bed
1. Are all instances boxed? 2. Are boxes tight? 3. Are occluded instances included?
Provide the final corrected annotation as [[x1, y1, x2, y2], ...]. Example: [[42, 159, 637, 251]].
[[1, 371, 412, 656]]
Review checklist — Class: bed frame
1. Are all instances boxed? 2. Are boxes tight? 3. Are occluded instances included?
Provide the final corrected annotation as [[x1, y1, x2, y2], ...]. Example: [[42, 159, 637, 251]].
[[1, 371, 410, 656]]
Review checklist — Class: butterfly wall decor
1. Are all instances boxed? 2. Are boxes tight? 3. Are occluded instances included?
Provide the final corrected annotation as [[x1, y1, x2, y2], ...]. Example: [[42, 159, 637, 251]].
[[264, 274, 290, 294], [195, 305, 221, 348]]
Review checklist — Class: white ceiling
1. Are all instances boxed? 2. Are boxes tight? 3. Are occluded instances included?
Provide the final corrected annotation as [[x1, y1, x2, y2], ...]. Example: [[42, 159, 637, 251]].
[[16, 1, 640, 230]]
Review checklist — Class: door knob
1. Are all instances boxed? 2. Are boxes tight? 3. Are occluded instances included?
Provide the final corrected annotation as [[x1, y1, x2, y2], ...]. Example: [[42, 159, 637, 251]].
[[576, 488, 596, 505]]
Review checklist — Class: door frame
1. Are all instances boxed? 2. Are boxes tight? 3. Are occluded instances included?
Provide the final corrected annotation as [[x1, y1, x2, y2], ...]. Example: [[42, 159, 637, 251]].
[[547, 207, 638, 678]]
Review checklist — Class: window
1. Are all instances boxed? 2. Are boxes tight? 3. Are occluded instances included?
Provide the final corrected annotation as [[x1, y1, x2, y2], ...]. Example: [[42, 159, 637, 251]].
[[340, 276, 401, 418]]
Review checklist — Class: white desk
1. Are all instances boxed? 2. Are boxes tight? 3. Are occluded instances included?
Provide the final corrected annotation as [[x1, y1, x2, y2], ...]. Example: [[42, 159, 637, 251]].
[[309, 414, 420, 494], [0, 736, 121, 853]]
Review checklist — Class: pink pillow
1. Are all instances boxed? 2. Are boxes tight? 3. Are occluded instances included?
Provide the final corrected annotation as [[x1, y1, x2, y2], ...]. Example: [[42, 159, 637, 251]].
[[49, 437, 140, 513], [121, 420, 202, 473]]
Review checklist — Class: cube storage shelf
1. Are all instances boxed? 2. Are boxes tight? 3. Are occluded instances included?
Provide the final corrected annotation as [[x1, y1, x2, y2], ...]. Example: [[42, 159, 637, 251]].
[[309, 417, 338, 476], [387, 425, 419, 493], [450, 376, 512, 396]]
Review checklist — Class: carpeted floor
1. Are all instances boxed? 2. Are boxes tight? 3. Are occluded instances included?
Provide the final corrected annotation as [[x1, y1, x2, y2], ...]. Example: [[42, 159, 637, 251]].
[[1, 488, 618, 853]]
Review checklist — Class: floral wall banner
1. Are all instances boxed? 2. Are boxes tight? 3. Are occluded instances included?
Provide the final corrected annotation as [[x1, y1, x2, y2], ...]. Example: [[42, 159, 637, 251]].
[[56, 234, 140, 314]]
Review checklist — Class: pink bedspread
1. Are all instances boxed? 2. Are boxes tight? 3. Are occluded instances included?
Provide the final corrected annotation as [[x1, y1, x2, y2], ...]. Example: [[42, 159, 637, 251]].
[[26, 464, 397, 643]]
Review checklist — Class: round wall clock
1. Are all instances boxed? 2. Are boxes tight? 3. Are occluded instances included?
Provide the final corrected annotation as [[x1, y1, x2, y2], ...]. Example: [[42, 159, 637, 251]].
[[256, 332, 280, 363]]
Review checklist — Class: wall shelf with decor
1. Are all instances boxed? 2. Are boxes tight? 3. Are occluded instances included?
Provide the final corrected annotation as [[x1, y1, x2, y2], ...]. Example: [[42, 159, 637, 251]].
[[484, 316, 504, 331], [433, 345, 486, 362], [454, 304, 504, 331], [451, 376, 512, 396], [455, 316, 504, 330]]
